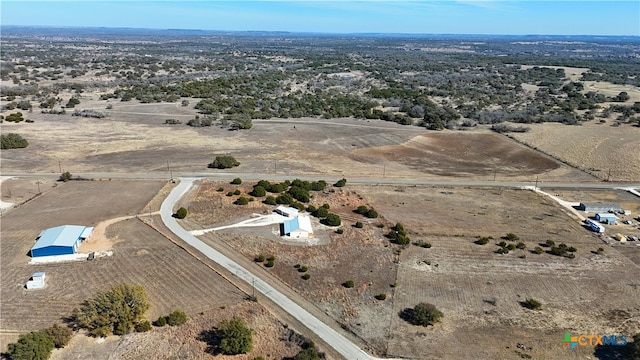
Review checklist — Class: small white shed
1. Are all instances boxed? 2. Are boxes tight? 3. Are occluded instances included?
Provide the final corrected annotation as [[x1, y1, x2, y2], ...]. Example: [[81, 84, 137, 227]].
[[26, 272, 46, 289]]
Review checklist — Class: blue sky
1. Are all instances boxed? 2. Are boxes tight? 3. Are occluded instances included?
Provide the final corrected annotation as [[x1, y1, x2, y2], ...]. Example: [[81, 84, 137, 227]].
[[1, 1, 638, 36]]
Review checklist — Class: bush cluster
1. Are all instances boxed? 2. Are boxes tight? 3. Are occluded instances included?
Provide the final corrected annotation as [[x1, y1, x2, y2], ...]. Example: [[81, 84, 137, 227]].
[[354, 205, 378, 218], [387, 223, 410, 245], [1, 133, 29, 149], [208, 155, 240, 169], [6, 324, 73, 360]]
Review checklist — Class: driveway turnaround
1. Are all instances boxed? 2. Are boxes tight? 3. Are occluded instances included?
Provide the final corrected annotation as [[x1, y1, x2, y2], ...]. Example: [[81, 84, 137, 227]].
[[160, 178, 376, 360]]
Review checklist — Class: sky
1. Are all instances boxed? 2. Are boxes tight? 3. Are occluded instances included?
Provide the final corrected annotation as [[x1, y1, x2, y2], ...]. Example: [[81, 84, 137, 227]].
[[1, 1, 638, 36]]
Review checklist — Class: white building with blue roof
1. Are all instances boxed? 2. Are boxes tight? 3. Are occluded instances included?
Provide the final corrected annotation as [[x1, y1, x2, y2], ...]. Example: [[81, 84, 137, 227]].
[[30, 225, 93, 257], [281, 215, 313, 238]]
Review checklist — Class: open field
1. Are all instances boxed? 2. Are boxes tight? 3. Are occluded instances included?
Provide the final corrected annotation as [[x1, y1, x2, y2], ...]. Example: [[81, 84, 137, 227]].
[[180, 180, 640, 358], [0, 98, 600, 184], [0, 180, 247, 353], [510, 121, 640, 182]]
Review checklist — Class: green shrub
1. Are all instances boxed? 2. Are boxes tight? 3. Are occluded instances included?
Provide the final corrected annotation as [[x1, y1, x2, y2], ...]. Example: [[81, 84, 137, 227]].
[[233, 189, 241, 195], [401, 302, 443, 326], [301, 273, 311, 280], [59, 171, 73, 182], [516, 241, 526, 249], [217, 317, 253, 355], [42, 324, 73, 348], [333, 178, 347, 187], [298, 265, 308, 272], [231, 177, 242, 185], [343, 280, 355, 288], [153, 316, 167, 327], [167, 310, 188, 326], [226, 191, 234, 197], [533, 246, 544, 254], [335, 228, 344, 234], [475, 237, 490, 245], [375, 293, 387, 301], [234, 197, 249, 205], [250, 186, 266, 197], [263, 196, 277, 205], [135, 320, 152, 332], [208, 155, 240, 169], [7, 330, 54, 360], [217, 187, 225, 192], [255, 254, 265, 262], [175, 207, 188, 219], [505, 233, 519, 241], [522, 298, 542, 310], [1, 133, 29, 149], [322, 213, 341, 226], [355, 221, 364, 228]]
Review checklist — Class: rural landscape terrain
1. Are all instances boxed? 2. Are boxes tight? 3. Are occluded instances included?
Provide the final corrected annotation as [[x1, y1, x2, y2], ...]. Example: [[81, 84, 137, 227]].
[[1, 26, 639, 359]]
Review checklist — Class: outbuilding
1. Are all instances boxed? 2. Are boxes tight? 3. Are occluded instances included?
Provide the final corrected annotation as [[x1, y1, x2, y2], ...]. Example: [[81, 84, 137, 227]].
[[26, 272, 46, 289], [281, 215, 313, 238], [595, 213, 618, 225], [578, 203, 622, 213], [275, 206, 299, 218], [30, 225, 93, 257]]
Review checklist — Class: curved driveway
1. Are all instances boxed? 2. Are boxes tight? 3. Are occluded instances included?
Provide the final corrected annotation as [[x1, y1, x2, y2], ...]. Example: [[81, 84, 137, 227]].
[[160, 178, 375, 360]]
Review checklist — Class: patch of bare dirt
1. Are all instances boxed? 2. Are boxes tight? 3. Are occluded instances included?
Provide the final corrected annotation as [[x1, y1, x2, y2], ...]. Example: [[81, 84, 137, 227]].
[[350, 132, 560, 177]]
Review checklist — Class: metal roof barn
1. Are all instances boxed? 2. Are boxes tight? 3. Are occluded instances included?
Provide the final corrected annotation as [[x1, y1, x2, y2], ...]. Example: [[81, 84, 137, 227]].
[[595, 213, 618, 225], [281, 215, 313, 238], [578, 203, 622, 212], [30, 225, 93, 257]]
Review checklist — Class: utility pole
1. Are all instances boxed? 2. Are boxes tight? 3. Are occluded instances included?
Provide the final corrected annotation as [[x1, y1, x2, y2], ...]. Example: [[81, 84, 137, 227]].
[[493, 168, 497, 181], [167, 160, 173, 182], [58, 161, 62, 173], [535, 175, 539, 190], [36, 180, 41, 195]]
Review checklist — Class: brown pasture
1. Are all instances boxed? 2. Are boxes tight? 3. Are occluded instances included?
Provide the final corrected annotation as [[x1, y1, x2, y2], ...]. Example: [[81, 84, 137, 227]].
[[0, 98, 594, 183], [184, 181, 640, 359]]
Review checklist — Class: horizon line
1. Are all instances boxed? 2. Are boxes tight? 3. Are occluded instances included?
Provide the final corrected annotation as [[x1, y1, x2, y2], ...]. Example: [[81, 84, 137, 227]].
[[2, 25, 639, 38]]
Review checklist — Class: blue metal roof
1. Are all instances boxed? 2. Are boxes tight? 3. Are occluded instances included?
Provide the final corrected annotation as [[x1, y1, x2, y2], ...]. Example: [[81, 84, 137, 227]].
[[32, 225, 88, 251], [282, 218, 299, 234]]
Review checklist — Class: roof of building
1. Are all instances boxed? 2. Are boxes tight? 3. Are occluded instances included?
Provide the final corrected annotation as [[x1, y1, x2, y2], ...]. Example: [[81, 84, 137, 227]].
[[32, 225, 91, 250], [32, 272, 46, 279], [580, 202, 621, 209], [596, 213, 618, 219], [282, 215, 313, 234], [276, 206, 299, 216]]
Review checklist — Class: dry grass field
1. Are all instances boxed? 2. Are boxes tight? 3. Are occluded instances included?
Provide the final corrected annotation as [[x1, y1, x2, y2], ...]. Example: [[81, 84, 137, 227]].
[[181, 181, 640, 359], [0, 96, 601, 183], [510, 121, 640, 181]]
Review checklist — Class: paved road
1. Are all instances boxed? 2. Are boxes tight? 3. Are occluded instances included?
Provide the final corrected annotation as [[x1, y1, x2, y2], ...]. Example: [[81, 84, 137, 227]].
[[160, 178, 376, 360], [4, 171, 639, 190]]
